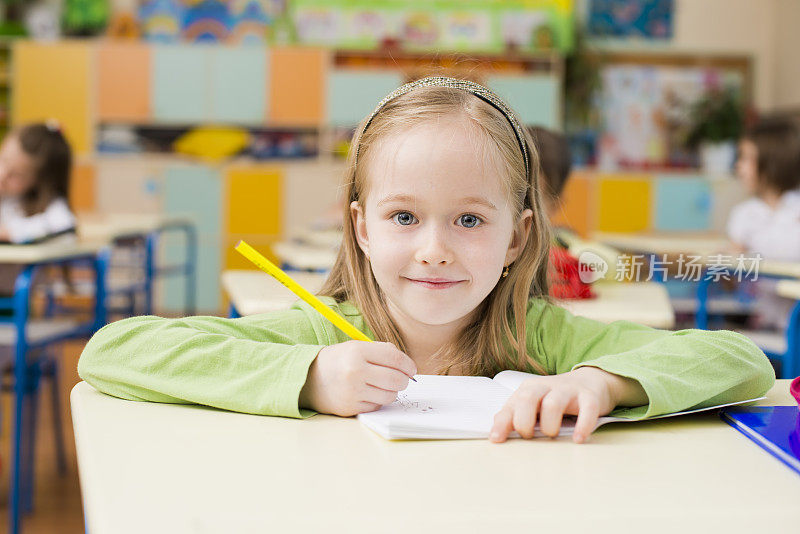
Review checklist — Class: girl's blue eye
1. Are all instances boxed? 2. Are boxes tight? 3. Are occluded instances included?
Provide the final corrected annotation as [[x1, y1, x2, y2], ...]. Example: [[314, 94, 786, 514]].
[[392, 212, 417, 226], [458, 214, 482, 228]]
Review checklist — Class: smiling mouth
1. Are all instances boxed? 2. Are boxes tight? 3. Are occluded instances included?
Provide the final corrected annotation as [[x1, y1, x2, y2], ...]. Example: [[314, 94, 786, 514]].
[[404, 277, 466, 289]]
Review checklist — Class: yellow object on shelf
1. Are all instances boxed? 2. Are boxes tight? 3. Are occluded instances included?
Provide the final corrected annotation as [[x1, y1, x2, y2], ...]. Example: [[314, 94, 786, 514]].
[[173, 126, 250, 162]]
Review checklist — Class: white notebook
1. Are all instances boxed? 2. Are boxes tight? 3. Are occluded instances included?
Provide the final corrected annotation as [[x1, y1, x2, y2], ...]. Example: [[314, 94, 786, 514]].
[[357, 371, 765, 440]]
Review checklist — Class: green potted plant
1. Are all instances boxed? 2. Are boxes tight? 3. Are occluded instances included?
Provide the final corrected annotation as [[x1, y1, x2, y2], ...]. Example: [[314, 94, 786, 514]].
[[684, 87, 744, 175]]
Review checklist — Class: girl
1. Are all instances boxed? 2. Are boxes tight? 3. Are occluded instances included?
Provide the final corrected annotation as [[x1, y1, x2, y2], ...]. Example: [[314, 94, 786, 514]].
[[728, 116, 800, 329], [78, 77, 774, 444], [0, 121, 76, 244]]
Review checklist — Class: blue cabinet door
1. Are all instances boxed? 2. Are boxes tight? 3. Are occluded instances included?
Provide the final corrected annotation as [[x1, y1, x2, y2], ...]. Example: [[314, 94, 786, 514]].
[[153, 44, 211, 123], [655, 175, 711, 231]]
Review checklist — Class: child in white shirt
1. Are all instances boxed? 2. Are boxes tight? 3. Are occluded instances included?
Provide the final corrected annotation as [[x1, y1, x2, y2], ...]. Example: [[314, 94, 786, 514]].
[[727, 116, 800, 329], [0, 122, 77, 294], [0, 122, 76, 243]]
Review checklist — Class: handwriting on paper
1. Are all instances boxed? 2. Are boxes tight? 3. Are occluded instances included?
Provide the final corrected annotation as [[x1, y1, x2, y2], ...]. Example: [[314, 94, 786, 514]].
[[395, 392, 434, 413]]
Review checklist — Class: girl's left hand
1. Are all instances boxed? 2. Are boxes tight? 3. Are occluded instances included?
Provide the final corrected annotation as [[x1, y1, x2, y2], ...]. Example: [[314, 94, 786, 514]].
[[489, 366, 635, 444]]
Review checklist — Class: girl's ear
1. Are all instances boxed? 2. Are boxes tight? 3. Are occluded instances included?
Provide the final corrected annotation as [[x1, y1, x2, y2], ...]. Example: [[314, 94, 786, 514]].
[[505, 208, 533, 265], [350, 200, 370, 258]]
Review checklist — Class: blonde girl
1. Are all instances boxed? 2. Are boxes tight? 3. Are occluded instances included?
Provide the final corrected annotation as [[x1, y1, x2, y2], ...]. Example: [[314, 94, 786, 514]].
[[79, 77, 773, 443]]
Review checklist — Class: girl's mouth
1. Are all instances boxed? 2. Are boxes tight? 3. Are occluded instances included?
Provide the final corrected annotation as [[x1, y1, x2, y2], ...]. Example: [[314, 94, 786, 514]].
[[404, 277, 465, 289]]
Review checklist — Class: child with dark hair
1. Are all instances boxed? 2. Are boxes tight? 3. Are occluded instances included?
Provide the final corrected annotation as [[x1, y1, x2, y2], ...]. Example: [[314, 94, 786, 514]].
[[530, 126, 619, 299], [0, 121, 76, 243], [728, 116, 800, 329]]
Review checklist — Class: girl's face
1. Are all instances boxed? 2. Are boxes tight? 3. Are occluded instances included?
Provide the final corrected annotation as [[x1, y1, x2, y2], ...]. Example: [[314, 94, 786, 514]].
[[0, 135, 36, 197], [351, 118, 532, 331], [735, 139, 759, 195]]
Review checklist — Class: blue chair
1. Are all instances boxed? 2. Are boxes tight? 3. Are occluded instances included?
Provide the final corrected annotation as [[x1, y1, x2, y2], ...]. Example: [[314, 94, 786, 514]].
[[696, 269, 800, 379], [2, 248, 109, 534]]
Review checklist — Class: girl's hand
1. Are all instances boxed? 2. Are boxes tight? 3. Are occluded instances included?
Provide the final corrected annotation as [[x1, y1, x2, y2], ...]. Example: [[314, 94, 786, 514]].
[[299, 341, 417, 417], [490, 367, 644, 444]]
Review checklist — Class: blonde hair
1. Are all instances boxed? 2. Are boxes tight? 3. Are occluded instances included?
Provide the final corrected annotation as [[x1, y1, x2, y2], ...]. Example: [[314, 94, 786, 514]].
[[320, 80, 552, 376]]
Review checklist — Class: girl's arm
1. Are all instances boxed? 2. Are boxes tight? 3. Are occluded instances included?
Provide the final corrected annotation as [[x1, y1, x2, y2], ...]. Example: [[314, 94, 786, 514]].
[[78, 307, 333, 418], [491, 300, 774, 443], [528, 300, 775, 419]]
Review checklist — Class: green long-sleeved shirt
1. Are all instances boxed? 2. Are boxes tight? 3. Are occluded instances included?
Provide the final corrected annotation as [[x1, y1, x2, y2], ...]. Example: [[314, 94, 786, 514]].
[[78, 297, 775, 420]]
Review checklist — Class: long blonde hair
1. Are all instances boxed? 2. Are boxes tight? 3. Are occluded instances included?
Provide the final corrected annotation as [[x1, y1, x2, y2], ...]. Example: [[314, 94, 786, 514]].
[[320, 80, 552, 376]]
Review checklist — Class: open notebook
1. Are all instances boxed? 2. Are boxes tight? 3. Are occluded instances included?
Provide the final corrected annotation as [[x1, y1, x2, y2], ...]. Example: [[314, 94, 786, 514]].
[[357, 371, 765, 440]]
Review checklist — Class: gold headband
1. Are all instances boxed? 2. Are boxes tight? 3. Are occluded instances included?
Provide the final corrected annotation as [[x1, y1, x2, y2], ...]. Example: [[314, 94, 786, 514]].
[[355, 76, 531, 180]]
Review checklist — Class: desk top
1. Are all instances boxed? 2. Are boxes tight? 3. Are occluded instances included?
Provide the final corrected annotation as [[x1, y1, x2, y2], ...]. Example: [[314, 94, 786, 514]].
[[272, 241, 337, 271], [593, 231, 730, 257], [0, 239, 103, 263], [558, 281, 675, 329], [72, 380, 800, 534], [78, 214, 193, 244], [221, 269, 328, 316]]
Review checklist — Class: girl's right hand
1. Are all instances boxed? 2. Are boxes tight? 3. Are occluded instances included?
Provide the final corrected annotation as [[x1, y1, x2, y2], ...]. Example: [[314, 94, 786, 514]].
[[299, 341, 417, 416]]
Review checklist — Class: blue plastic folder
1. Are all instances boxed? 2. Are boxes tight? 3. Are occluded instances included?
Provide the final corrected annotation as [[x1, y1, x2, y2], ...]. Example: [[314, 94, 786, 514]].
[[721, 406, 800, 476]]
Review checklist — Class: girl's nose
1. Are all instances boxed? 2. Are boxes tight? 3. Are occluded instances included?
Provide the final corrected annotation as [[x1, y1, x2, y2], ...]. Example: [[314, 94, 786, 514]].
[[414, 224, 454, 265]]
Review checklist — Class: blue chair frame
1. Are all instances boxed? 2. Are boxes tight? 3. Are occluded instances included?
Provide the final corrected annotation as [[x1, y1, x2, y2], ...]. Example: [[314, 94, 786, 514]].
[[5, 248, 109, 534], [696, 269, 800, 379]]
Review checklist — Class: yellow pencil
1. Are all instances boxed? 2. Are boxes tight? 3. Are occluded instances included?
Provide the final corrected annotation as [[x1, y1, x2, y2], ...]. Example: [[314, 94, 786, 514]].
[[235, 240, 372, 341], [235, 241, 416, 381]]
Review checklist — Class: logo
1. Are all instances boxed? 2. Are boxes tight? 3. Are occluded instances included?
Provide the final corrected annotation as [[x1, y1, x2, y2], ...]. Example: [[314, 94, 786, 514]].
[[578, 251, 608, 284]]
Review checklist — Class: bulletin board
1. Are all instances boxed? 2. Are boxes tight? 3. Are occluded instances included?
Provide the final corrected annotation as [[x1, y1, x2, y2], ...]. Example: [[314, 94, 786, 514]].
[[595, 52, 752, 169], [291, 0, 575, 54]]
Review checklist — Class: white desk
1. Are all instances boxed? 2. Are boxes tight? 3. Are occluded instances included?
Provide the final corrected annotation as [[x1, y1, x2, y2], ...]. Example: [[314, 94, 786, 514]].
[[77, 214, 194, 244], [271, 241, 337, 271], [222, 269, 328, 316], [592, 231, 730, 258], [0, 239, 103, 264], [72, 380, 799, 534], [558, 281, 675, 329]]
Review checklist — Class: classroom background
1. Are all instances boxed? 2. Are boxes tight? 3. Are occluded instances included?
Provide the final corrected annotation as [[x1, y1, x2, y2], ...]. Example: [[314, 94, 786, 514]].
[[1, 0, 799, 532]]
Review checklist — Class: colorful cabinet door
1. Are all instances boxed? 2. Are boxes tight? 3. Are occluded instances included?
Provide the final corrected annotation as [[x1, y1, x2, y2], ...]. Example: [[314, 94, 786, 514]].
[[268, 48, 328, 126], [598, 176, 652, 233], [486, 74, 560, 127], [13, 41, 92, 154], [326, 70, 403, 127], [163, 164, 223, 312], [655, 176, 711, 231], [210, 46, 267, 123], [98, 42, 151, 121], [153, 45, 211, 122]]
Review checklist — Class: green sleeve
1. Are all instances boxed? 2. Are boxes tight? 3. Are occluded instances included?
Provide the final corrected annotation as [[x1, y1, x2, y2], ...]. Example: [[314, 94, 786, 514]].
[[526, 299, 776, 419], [77, 305, 339, 419]]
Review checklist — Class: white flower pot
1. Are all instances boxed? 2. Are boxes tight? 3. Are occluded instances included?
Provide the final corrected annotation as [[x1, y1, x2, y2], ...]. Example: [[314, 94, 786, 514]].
[[700, 141, 736, 176]]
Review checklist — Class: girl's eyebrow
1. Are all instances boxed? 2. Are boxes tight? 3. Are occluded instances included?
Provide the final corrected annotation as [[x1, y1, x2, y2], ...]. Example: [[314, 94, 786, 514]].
[[377, 193, 497, 211]]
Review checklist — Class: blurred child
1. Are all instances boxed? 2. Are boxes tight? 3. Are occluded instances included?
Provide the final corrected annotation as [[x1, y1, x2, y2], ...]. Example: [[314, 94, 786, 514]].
[[531, 127, 619, 297], [728, 116, 800, 329], [0, 122, 76, 244], [0, 122, 77, 295]]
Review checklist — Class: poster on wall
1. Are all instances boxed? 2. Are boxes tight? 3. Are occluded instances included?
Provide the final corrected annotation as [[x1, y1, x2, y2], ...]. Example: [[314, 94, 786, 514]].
[[588, 0, 674, 39], [598, 63, 745, 169], [292, 0, 575, 54], [139, 0, 284, 44]]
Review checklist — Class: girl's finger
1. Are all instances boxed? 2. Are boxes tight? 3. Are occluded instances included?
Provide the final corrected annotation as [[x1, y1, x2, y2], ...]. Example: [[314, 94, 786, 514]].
[[573, 391, 601, 444], [361, 384, 399, 406], [363, 362, 411, 393], [511, 389, 543, 439], [355, 401, 382, 414], [538, 390, 571, 438], [490, 406, 514, 443]]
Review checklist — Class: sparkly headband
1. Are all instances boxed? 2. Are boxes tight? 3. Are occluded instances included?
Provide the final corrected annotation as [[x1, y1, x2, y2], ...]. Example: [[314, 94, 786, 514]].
[[355, 76, 531, 181]]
